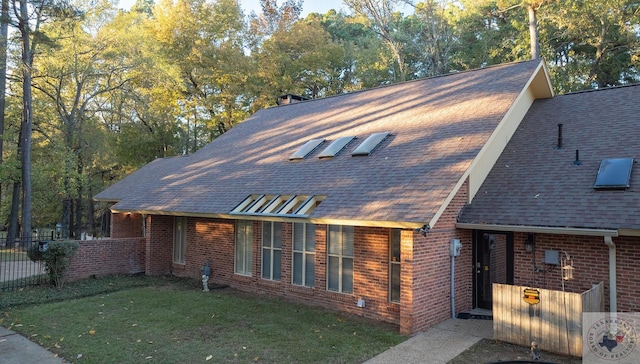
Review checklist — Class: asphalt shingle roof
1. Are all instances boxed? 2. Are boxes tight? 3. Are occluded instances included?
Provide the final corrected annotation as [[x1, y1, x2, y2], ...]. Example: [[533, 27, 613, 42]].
[[459, 84, 640, 231], [96, 60, 544, 227]]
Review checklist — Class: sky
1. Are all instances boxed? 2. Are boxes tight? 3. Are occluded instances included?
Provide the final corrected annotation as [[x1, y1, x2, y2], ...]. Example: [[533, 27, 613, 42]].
[[117, 0, 350, 17]]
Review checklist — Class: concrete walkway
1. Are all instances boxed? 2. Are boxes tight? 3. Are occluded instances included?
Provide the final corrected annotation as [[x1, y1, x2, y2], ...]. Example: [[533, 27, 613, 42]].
[[0, 326, 64, 364], [364, 318, 493, 364]]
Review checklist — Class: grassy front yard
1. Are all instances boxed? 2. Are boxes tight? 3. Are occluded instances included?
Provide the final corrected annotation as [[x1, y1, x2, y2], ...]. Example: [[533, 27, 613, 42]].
[[1, 275, 405, 363]]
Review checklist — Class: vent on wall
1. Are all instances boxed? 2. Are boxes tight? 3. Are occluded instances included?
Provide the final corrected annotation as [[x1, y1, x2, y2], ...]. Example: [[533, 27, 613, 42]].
[[594, 158, 634, 189], [352, 132, 390, 156]]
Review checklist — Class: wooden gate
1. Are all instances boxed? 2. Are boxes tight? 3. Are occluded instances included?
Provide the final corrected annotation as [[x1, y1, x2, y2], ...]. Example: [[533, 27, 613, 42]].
[[493, 282, 604, 357]]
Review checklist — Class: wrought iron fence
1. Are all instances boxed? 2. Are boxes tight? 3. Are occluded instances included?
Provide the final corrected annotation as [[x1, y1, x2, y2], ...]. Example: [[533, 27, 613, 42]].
[[0, 237, 48, 291]]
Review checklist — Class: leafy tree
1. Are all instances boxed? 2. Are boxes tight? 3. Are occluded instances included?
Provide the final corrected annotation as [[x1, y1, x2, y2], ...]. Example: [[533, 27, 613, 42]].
[[344, 0, 412, 82], [542, 0, 640, 91], [253, 18, 345, 107]]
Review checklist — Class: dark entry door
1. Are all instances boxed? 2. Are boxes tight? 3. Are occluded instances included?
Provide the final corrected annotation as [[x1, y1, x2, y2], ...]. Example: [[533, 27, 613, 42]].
[[473, 231, 514, 310]]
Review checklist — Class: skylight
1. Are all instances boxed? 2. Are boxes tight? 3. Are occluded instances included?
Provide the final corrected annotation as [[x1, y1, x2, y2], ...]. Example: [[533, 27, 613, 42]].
[[318, 136, 355, 159], [289, 138, 325, 160], [230, 194, 324, 217], [594, 158, 634, 189], [352, 132, 390, 156]]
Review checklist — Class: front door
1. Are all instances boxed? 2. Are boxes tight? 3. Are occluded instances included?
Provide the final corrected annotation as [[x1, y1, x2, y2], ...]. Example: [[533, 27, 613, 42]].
[[473, 231, 514, 310]]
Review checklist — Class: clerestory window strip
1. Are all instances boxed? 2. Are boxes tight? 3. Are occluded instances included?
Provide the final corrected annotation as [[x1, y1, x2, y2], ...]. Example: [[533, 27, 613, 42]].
[[231, 194, 324, 218]]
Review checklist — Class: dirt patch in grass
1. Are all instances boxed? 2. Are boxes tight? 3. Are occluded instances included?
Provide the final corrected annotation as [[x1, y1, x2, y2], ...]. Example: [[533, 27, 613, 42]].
[[449, 338, 582, 364]]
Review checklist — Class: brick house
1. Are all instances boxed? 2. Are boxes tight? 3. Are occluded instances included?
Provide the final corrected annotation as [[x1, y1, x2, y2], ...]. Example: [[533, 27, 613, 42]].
[[95, 59, 639, 335]]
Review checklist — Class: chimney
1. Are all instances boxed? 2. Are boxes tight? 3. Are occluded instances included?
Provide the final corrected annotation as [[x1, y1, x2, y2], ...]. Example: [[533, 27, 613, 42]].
[[277, 94, 310, 106]]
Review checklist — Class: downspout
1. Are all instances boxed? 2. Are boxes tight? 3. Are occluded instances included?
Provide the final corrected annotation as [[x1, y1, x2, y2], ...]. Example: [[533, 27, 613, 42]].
[[604, 236, 617, 335], [451, 255, 456, 319]]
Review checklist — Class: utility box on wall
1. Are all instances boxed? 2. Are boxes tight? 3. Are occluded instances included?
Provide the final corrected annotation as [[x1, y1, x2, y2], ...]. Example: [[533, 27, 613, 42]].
[[450, 239, 462, 257]]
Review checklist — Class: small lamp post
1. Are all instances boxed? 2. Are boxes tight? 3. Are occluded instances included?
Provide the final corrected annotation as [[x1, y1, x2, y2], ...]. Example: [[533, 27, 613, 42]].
[[56, 223, 62, 239]]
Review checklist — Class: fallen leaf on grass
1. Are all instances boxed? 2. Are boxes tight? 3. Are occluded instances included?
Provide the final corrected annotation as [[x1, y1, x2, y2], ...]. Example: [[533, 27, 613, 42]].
[[145, 356, 153, 359], [206, 355, 213, 361], [89, 329, 96, 335], [54, 343, 62, 349]]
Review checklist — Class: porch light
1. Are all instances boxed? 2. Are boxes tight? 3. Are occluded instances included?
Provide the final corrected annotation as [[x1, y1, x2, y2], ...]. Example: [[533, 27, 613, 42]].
[[55, 222, 62, 239], [562, 252, 574, 280], [524, 233, 535, 253]]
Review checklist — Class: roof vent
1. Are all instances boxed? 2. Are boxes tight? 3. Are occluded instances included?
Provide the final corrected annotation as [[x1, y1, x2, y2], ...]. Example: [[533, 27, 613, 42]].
[[557, 123, 563, 149], [594, 158, 634, 189]]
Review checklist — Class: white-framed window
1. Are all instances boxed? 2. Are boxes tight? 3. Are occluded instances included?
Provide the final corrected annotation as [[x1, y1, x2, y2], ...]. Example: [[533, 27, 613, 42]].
[[389, 229, 401, 303], [327, 225, 354, 294], [292, 223, 315, 287], [235, 220, 253, 276], [173, 216, 187, 264], [262, 222, 282, 281]]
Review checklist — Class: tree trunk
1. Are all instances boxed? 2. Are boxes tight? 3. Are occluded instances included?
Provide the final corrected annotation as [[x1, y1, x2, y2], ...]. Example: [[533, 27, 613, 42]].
[[0, 0, 8, 225], [527, 4, 540, 59], [7, 181, 20, 245], [19, 0, 33, 242]]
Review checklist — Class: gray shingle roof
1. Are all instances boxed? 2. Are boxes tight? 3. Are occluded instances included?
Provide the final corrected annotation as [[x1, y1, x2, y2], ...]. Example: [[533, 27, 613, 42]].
[[97, 60, 545, 227], [459, 84, 640, 231]]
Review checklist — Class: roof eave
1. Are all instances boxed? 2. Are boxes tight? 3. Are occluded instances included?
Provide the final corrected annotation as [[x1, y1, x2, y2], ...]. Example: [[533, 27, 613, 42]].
[[111, 207, 426, 229]]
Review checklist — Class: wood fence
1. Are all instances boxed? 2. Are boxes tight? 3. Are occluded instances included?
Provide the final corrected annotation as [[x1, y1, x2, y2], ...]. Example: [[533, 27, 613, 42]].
[[493, 282, 604, 357]]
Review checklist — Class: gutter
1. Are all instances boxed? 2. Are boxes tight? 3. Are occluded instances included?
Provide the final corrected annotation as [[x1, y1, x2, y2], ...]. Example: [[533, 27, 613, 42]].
[[455, 223, 618, 237]]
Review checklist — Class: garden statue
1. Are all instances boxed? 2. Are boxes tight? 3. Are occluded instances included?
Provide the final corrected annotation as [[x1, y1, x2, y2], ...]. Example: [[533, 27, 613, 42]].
[[201, 262, 211, 292]]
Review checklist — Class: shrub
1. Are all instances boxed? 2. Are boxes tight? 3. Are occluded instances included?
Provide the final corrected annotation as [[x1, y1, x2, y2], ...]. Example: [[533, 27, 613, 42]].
[[27, 243, 46, 262], [39, 241, 79, 288]]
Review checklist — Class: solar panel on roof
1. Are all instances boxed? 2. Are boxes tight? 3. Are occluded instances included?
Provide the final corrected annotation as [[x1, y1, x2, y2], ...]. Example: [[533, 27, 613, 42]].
[[594, 158, 634, 189], [289, 138, 325, 160], [318, 136, 355, 158], [352, 132, 390, 156]]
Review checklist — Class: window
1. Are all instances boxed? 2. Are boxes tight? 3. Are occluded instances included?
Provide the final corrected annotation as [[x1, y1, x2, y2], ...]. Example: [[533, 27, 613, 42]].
[[290, 138, 325, 160], [327, 225, 354, 293], [262, 222, 282, 281], [235, 220, 253, 276], [173, 217, 187, 264], [389, 229, 401, 303], [352, 132, 390, 156], [293, 223, 315, 287], [318, 136, 355, 158]]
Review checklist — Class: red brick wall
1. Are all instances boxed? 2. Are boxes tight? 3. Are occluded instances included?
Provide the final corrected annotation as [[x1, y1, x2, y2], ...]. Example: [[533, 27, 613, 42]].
[[513, 233, 640, 312], [111, 213, 143, 238], [164, 218, 403, 328], [66, 238, 146, 281], [402, 182, 473, 334], [146, 215, 173, 275]]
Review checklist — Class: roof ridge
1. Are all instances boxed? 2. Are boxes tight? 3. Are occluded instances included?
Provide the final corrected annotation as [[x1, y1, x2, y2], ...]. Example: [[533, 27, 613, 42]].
[[559, 82, 640, 97], [269, 59, 543, 108]]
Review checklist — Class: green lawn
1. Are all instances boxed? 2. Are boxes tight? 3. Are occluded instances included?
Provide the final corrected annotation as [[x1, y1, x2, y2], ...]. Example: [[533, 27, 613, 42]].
[[1, 276, 405, 363]]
